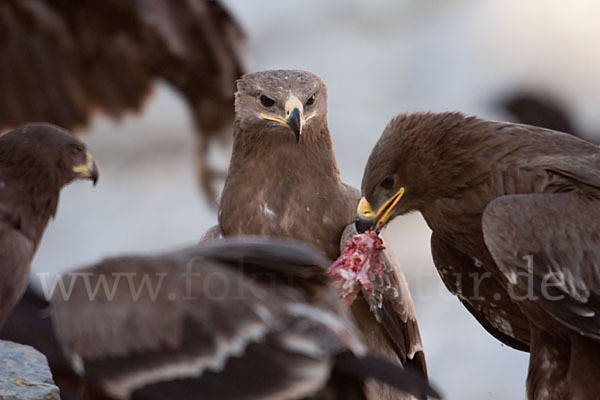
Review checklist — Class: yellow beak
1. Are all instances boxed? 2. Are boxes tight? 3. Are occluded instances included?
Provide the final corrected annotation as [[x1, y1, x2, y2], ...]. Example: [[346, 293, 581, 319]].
[[284, 97, 303, 142], [72, 152, 99, 185], [356, 187, 405, 231]]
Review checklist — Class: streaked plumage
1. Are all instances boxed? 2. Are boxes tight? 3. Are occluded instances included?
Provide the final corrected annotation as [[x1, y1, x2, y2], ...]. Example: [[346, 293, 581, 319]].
[[358, 111, 600, 399], [50, 237, 439, 400]]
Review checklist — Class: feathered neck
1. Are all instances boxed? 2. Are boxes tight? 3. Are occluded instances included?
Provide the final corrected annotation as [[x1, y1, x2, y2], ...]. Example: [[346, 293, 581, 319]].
[[1, 168, 63, 248], [225, 120, 342, 184]]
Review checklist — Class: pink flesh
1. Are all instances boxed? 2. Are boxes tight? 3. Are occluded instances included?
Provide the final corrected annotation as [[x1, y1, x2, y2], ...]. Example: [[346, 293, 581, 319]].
[[327, 228, 385, 303]]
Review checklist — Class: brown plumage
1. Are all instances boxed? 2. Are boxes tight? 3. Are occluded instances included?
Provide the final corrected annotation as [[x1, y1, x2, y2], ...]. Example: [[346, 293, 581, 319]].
[[50, 237, 439, 400], [0, 123, 98, 327], [358, 111, 600, 399], [209, 70, 427, 399], [219, 70, 356, 260], [0, 0, 245, 202]]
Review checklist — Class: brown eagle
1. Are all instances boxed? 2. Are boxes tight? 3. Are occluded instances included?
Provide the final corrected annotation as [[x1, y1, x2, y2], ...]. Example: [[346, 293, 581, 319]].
[[357, 112, 600, 400], [204, 70, 427, 400], [0, 123, 97, 327]]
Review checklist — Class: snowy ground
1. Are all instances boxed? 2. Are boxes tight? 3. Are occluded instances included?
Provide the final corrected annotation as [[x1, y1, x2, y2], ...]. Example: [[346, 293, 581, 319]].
[[31, 1, 600, 398]]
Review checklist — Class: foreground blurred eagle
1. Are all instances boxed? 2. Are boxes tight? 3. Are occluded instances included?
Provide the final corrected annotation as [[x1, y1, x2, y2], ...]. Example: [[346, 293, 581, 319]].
[[0, 0, 245, 201], [50, 237, 439, 400]]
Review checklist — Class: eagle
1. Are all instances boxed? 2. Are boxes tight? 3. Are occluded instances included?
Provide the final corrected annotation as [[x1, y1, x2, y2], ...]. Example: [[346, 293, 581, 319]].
[[357, 111, 600, 399], [205, 70, 427, 400], [0, 0, 245, 201], [50, 237, 439, 400], [0, 123, 97, 327]]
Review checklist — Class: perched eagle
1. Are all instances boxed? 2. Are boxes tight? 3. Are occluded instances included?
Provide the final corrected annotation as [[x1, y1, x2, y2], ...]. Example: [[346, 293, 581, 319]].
[[357, 111, 600, 400], [0, 124, 97, 327], [0, 0, 245, 201], [206, 70, 427, 400], [50, 237, 439, 400]]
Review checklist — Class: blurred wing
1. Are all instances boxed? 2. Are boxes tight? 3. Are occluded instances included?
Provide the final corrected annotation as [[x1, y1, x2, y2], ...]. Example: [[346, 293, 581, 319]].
[[483, 193, 600, 341], [52, 254, 272, 399], [430, 233, 531, 351], [51, 240, 364, 400], [133, 0, 246, 135], [0, 0, 245, 135], [500, 92, 577, 135], [0, 0, 154, 130], [195, 236, 330, 280]]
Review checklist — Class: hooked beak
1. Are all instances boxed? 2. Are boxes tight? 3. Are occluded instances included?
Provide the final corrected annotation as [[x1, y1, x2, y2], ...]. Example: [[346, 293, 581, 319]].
[[284, 97, 303, 143], [72, 152, 99, 186], [355, 187, 405, 233], [260, 96, 315, 143]]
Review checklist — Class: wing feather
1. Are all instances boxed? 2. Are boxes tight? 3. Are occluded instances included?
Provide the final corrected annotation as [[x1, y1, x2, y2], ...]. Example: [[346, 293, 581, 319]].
[[0, 0, 245, 135], [51, 239, 366, 399], [482, 192, 600, 341], [430, 233, 530, 351]]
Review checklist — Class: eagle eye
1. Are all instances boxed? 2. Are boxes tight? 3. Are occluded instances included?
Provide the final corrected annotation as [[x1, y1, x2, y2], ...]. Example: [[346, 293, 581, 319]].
[[306, 93, 316, 106], [380, 176, 396, 190], [69, 144, 83, 156], [259, 95, 275, 107]]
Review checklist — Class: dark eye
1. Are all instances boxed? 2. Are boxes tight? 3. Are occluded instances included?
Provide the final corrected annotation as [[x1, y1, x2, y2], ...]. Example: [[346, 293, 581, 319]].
[[259, 95, 275, 107], [306, 93, 316, 106], [380, 176, 395, 190], [70, 144, 82, 155]]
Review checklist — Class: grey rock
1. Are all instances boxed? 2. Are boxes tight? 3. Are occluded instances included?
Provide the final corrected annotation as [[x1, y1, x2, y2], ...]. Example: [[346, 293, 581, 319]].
[[0, 340, 60, 400]]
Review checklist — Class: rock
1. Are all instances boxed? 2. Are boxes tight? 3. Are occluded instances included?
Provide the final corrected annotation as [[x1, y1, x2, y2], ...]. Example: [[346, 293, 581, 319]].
[[0, 340, 60, 400]]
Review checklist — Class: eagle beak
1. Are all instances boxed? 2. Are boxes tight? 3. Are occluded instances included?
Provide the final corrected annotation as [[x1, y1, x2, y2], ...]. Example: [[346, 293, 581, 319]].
[[356, 197, 376, 233], [355, 188, 405, 233], [72, 152, 99, 186], [259, 96, 316, 143], [284, 97, 303, 143]]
